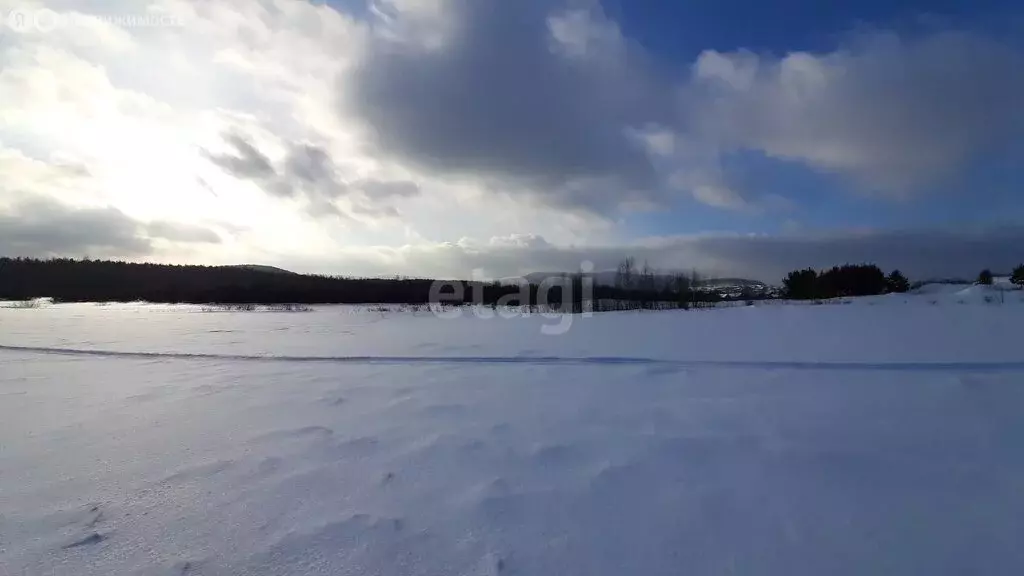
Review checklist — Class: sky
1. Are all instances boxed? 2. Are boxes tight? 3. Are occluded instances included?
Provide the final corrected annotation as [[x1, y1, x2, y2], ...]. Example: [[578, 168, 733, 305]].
[[1, 0, 1022, 282]]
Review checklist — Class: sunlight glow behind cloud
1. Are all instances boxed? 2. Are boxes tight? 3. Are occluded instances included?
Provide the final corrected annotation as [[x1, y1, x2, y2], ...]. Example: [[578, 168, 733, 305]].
[[2, 0, 1022, 280]]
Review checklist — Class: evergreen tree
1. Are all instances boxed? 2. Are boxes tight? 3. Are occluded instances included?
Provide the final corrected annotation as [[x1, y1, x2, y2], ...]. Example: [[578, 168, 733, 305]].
[[783, 268, 818, 299], [1011, 264, 1024, 288], [886, 270, 910, 293], [977, 269, 994, 285]]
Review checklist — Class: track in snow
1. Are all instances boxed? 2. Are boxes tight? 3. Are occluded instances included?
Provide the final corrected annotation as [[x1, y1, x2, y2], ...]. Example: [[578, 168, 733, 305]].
[[3, 344, 1024, 372]]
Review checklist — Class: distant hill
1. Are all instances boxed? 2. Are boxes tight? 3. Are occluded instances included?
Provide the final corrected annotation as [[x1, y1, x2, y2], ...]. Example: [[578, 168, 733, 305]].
[[523, 271, 768, 290], [0, 258, 441, 304], [696, 277, 767, 288]]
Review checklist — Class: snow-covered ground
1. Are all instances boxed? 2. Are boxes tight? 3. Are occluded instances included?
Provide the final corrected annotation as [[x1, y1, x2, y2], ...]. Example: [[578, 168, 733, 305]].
[[2, 290, 1024, 575]]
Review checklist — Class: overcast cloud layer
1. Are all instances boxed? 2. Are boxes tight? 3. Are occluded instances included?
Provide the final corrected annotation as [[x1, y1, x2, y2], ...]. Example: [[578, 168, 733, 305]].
[[1, 0, 1022, 281]]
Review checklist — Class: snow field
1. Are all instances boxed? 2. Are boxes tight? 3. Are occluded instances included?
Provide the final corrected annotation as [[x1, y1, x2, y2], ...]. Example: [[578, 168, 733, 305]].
[[2, 293, 1023, 575]]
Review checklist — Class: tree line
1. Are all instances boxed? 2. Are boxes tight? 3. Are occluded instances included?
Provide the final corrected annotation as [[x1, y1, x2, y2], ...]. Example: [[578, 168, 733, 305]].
[[3, 257, 1020, 308], [0, 257, 728, 310], [783, 263, 1024, 300]]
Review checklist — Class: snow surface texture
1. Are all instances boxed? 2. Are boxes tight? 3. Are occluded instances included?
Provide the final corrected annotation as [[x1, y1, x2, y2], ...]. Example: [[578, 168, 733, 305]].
[[2, 289, 1024, 575]]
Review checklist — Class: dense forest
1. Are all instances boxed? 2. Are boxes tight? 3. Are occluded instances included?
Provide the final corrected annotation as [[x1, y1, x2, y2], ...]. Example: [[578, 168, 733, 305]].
[[781, 264, 910, 300], [0, 257, 734, 310]]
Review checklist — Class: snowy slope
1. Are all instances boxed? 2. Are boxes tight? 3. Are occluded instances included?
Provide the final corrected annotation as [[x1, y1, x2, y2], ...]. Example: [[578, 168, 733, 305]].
[[2, 296, 1024, 575]]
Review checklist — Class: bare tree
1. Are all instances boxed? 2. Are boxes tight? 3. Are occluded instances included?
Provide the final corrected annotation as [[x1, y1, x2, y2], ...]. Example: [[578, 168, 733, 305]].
[[640, 261, 654, 289], [614, 257, 636, 310], [690, 269, 703, 308], [673, 273, 691, 310], [639, 261, 656, 309], [615, 257, 636, 290]]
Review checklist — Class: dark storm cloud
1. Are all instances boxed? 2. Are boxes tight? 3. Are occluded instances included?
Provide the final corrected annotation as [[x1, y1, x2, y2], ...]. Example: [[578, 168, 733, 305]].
[[344, 0, 669, 210]]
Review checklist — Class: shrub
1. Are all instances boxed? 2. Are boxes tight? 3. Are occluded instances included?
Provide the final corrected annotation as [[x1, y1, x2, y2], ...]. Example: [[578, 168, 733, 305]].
[[3, 299, 43, 309], [977, 269, 994, 285]]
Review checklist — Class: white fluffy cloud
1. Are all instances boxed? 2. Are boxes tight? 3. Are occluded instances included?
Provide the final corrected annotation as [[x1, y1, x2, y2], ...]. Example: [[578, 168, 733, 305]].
[[687, 30, 1024, 195], [1, 0, 1022, 278]]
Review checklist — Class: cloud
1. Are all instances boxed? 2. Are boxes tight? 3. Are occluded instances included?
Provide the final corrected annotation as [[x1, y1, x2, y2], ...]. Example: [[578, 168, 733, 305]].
[[343, 1, 1024, 211], [145, 220, 223, 244], [0, 1, 607, 259], [688, 185, 746, 211], [284, 143, 340, 196], [270, 226, 1024, 283], [202, 133, 277, 182], [3, 143, 1018, 282], [201, 130, 420, 218], [2, 0, 1023, 280], [358, 179, 421, 199], [683, 227, 1024, 281], [0, 197, 221, 259], [343, 0, 670, 211], [687, 30, 1024, 195]]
